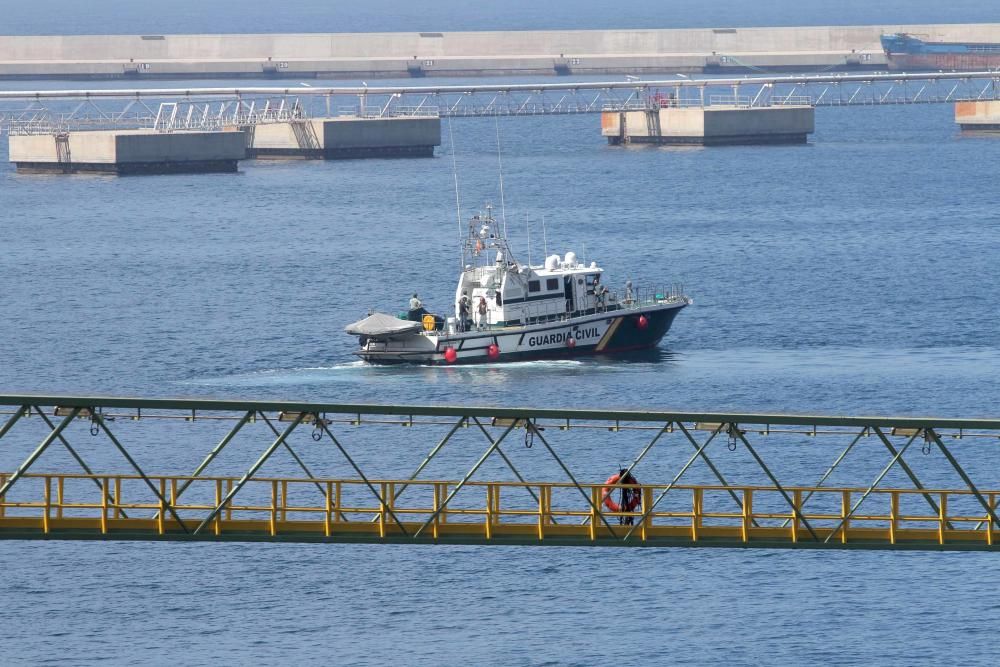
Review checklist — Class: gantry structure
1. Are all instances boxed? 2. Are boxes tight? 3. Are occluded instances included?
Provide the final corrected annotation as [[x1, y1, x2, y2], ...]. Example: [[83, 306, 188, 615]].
[[1, 395, 999, 550]]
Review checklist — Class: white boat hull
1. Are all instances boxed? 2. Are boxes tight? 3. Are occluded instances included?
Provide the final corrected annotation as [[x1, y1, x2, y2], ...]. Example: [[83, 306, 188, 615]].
[[355, 299, 688, 365]]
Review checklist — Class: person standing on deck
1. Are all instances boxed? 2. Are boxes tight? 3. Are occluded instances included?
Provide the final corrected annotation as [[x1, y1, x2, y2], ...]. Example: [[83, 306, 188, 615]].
[[477, 296, 489, 330], [458, 292, 471, 332]]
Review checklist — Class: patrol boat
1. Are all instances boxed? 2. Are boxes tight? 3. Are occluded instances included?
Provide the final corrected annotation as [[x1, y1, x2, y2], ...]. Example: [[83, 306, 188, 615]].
[[346, 205, 691, 365]]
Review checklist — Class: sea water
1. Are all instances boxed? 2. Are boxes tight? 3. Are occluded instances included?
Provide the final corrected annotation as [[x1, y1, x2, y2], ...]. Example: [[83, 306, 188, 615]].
[[2, 3, 1000, 664]]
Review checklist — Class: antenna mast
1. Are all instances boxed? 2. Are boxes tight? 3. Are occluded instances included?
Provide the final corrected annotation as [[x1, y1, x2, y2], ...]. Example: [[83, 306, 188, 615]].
[[448, 117, 463, 268], [542, 214, 548, 259], [526, 212, 531, 267], [495, 114, 508, 236]]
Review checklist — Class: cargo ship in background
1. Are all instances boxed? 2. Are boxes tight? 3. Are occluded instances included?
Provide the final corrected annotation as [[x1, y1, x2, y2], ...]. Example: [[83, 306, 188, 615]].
[[881, 33, 1000, 71]]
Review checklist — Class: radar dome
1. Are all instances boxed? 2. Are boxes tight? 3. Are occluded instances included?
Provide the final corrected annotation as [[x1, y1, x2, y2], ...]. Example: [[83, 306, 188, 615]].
[[545, 254, 560, 271], [564, 251, 577, 267]]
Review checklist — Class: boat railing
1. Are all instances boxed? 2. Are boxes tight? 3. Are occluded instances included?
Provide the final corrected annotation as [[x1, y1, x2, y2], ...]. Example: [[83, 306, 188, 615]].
[[465, 284, 688, 331], [601, 284, 687, 313]]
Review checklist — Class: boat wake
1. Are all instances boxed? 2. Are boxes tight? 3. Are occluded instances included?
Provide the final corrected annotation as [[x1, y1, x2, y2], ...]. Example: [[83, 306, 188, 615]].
[[178, 350, 677, 389], [178, 363, 368, 387]]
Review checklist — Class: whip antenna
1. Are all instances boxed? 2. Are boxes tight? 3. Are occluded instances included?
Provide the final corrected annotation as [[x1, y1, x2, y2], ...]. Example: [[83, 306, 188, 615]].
[[495, 114, 508, 235], [448, 116, 463, 268], [542, 214, 548, 259], [526, 212, 531, 267]]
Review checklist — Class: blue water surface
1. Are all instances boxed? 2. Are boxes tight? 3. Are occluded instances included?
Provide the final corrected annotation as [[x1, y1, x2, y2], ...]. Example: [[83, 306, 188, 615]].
[[1, 0, 996, 34], [3, 4, 1000, 661]]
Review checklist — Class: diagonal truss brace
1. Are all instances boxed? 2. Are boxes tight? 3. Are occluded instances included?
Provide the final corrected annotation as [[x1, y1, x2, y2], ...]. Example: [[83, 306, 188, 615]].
[[927, 428, 1000, 530], [733, 424, 819, 541], [526, 421, 618, 535], [823, 427, 922, 543], [622, 422, 724, 541], [581, 422, 672, 526], [257, 411, 330, 500], [872, 426, 952, 530], [389, 416, 466, 504], [0, 408, 79, 499], [781, 427, 866, 528], [91, 413, 189, 533], [679, 422, 759, 528], [193, 413, 305, 535], [472, 417, 554, 523], [0, 405, 123, 512], [32, 406, 131, 519], [0, 406, 25, 439], [315, 418, 410, 537], [413, 421, 518, 538], [153, 409, 254, 519]]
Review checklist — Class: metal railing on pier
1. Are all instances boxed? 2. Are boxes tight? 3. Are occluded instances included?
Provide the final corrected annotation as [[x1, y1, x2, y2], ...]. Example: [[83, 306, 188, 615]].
[[2, 394, 1000, 550], [2, 70, 999, 135], [3, 471, 997, 548]]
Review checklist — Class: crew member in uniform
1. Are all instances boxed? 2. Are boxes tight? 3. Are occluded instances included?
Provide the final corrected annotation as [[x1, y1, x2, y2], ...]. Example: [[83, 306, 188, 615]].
[[408, 293, 427, 322], [458, 292, 471, 332], [596, 282, 609, 309]]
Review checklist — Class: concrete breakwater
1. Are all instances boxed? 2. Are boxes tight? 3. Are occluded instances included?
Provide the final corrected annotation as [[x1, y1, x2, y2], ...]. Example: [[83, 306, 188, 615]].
[[2, 23, 1000, 80], [7, 116, 443, 174]]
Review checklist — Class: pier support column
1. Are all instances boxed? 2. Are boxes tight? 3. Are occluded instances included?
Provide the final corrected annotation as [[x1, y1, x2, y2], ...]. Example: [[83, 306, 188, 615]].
[[248, 115, 441, 159], [9, 129, 247, 174], [956, 101, 1000, 131], [602, 104, 815, 146]]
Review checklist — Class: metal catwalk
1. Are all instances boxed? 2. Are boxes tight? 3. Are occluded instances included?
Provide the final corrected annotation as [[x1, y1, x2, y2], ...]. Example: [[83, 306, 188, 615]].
[[1, 395, 999, 550], [1, 71, 999, 134]]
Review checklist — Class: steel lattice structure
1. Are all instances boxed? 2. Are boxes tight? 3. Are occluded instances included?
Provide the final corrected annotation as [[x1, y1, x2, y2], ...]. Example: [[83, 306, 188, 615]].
[[1, 395, 1000, 550], [1, 71, 999, 135]]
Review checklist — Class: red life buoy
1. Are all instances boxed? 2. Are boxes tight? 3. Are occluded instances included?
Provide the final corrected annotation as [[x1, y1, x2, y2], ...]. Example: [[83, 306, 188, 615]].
[[602, 472, 641, 512]]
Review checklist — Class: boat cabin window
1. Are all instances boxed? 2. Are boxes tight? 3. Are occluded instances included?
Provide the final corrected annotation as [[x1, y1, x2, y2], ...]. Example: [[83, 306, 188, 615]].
[[546, 278, 559, 290], [528, 280, 540, 293]]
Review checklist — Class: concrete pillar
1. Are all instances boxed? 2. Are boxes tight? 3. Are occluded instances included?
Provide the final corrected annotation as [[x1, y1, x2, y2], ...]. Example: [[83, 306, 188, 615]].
[[9, 129, 247, 174], [248, 116, 441, 159], [955, 101, 1000, 131], [602, 105, 814, 146]]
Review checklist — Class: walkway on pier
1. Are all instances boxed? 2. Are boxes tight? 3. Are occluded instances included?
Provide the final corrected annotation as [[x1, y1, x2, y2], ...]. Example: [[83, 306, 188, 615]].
[[2, 472, 998, 550], [1, 395, 999, 551], [2, 70, 999, 135]]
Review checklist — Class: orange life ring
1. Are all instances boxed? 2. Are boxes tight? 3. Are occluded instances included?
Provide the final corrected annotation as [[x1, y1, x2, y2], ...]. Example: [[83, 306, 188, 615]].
[[602, 472, 641, 512]]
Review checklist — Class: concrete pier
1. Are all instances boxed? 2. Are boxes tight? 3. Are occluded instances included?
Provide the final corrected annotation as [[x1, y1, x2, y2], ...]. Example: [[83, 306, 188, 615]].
[[955, 101, 1000, 131], [602, 105, 815, 146], [248, 116, 441, 159], [1, 24, 998, 80], [8, 129, 247, 174]]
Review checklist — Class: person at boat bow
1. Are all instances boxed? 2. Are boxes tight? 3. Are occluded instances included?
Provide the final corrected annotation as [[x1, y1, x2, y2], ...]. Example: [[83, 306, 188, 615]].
[[408, 293, 428, 322]]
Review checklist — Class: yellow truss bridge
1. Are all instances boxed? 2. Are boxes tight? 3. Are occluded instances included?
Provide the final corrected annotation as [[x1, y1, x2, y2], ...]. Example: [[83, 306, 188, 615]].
[[2, 472, 1000, 549], [1, 394, 999, 551]]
